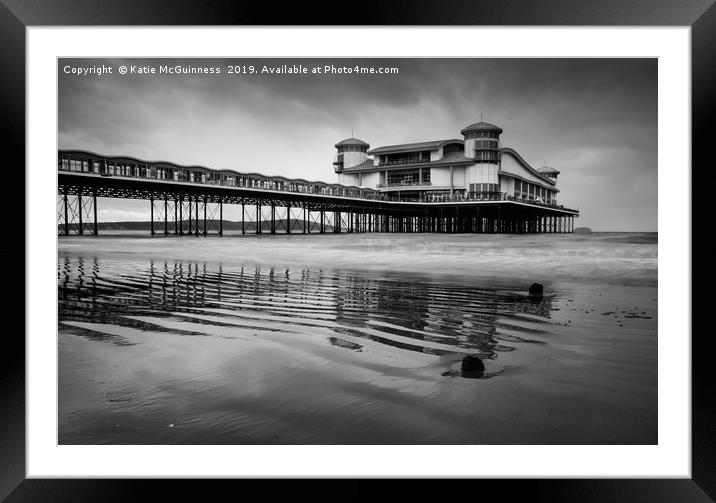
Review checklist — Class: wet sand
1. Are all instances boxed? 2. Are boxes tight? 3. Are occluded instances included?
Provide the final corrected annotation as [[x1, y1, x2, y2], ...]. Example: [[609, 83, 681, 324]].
[[58, 232, 657, 444]]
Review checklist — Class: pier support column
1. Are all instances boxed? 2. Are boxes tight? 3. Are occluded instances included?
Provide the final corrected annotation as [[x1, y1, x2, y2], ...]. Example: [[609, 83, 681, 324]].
[[256, 203, 261, 235], [77, 192, 83, 235], [270, 203, 276, 235], [203, 197, 208, 236], [303, 205, 307, 234], [195, 198, 200, 236], [219, 199, 223, 236], [286, 203, 291, 234], [63, 188, 69, 236], [93, 192, 98, 236], [58, 190, 99, 236], [241, 202, 245, 235], [188, 197, 193, 235], [150, 197, 154, 236], [164, 198, 168, 236], [320, 210, 325, 234], [178, 197, 184, 235]]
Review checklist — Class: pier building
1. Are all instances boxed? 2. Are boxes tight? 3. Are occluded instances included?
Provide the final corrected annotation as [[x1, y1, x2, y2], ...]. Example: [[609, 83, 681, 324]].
[[334, 121, 561, 204]]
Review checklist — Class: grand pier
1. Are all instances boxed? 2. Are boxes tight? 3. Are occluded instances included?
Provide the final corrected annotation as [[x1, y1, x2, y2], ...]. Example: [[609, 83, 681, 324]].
[[57, 148, 579, 237]]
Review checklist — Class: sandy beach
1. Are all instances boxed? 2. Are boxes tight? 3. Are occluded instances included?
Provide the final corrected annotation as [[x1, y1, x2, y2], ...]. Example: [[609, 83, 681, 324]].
[[58, 232, 657, 444]]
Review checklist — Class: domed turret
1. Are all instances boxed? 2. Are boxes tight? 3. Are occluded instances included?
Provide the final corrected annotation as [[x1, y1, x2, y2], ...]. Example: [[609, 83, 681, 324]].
[[460, 121, 502, 162], [460, 121, 504, 136], [334, 137, 369, 173]]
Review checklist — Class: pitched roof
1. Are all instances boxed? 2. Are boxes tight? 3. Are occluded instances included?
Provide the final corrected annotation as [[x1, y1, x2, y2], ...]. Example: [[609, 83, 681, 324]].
[[367, 139, 463, 155]]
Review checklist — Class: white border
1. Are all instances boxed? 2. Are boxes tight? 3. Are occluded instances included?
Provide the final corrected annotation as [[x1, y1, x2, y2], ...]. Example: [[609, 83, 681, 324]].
[[27, 27, 690, 478]]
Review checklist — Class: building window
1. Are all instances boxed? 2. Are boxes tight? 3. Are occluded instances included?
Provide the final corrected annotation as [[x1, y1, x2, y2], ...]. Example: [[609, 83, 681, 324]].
[[470, 183, 499, 194], [387, 169, 424, 186], [443, 143, 462, 155], [475, 139, 498, 149], [382, 150, 430, 166], [465, 130, 500, 140], [339, 145, 366, 153], [474, 149, 500, 162], [514, 180, 522, 197]]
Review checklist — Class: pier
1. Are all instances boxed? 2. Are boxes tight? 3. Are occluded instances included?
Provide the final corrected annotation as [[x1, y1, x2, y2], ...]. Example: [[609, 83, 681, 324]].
[[57, 150, 579, 236]]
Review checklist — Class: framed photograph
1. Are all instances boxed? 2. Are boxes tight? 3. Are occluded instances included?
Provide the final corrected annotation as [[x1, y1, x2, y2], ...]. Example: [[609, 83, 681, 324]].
[[4, 0, 713, 500]]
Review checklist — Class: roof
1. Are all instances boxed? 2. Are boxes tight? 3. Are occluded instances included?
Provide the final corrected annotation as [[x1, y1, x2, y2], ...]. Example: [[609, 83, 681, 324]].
[[537, 166, 560, 174], [499, 147, 556, 186], [343, 160, 378, 172], [460, 121, 503, 135], [335, 137, 370, 148], [428, 151, 473, 165], [367, 139, 463, 155], [342, 152, 473, 172]]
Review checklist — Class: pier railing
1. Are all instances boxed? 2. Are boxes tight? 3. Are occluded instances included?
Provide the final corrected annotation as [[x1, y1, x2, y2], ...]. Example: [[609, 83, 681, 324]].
[[378, 158, 432, 167], [388, 191, 568, 208], [378, 181, 433, 188]]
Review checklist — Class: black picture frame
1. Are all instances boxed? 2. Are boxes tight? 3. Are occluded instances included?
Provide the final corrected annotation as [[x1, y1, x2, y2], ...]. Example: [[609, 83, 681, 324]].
[[2, 1, 713, 501]]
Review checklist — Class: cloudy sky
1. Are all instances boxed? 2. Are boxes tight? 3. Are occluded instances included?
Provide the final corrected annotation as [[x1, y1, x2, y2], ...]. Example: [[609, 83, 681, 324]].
[[59, 58, 657, 231]]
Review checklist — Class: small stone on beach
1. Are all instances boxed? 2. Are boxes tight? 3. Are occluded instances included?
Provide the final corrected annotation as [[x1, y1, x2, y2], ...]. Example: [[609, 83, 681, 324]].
[[528, 283, 544, 297], [461, 355, 485, 378]]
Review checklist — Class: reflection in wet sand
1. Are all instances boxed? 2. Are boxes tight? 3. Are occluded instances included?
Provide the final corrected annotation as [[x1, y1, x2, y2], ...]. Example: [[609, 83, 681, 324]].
[[58, 245, 656, 445], [59, 256, 554, 359]]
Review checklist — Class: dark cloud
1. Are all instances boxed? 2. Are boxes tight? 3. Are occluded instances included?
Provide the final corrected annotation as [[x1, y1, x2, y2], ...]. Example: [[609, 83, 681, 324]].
[[59, 58, 657, 230]]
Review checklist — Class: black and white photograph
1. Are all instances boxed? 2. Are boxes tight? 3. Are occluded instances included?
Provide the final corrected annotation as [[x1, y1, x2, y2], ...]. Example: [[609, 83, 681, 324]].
[[56, 57, 657, 445]]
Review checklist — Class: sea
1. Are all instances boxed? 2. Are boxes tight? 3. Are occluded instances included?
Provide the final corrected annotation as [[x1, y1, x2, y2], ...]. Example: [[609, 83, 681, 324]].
[[58, 231, 657, 444]]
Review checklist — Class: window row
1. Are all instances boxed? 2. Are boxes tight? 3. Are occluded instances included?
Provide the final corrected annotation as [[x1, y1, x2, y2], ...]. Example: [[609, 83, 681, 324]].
[[474, 139, 498, 149], [514, 179, 553, 202], [58, 155, 379, 199], [380, 150, 432, 166], [386, 168, 431, 186], [337, 144, 368, 153], [464, 130, 500, 139], [469, 183, 499, 193], [474, 150, 500, 162]]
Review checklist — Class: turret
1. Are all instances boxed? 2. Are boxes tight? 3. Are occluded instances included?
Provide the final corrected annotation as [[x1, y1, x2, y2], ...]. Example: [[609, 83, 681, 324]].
[[460, 121, 503, 162], [333, 137, 369, 173], [537, 165, 560, 182], [460, 121, 503, 195]]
